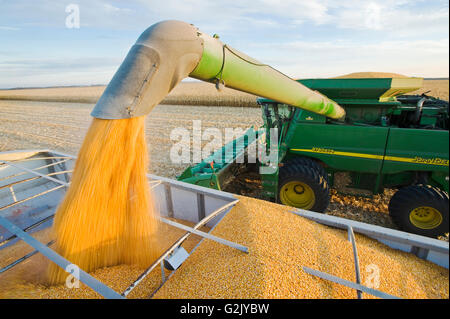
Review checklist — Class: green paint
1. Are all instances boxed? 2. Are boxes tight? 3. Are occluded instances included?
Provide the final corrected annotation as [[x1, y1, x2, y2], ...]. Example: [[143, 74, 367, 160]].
[[190, 33, 346, 120]]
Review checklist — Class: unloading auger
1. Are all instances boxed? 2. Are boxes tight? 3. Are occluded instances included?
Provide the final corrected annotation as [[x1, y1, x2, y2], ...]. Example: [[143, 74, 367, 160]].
[[91, 20, 345, 120]]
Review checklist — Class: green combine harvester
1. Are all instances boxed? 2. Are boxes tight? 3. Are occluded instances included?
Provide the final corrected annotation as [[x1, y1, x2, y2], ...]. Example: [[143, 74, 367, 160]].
[[178, 77, 449, 238]]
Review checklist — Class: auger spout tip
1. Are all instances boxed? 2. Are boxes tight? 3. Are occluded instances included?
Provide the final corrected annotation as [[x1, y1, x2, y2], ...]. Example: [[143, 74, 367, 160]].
[[91, 20, 204, 119]]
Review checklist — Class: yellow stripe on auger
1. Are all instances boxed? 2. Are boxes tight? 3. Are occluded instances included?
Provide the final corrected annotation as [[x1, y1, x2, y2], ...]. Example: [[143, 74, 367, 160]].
[[291, 148, 449, 167]]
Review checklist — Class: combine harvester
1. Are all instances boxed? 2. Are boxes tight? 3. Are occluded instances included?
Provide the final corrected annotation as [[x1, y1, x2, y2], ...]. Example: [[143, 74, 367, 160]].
[[0, 20, 448, 299], [179, 74, 449, 239]]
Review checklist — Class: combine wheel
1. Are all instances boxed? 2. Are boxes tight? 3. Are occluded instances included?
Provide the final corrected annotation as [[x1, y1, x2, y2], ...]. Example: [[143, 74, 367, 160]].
[[284, 157, 329, 182], [389, 185, 449, 238], [278, 161, 329, 212]]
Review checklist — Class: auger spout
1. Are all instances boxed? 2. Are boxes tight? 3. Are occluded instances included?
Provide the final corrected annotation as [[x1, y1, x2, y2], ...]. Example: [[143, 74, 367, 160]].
[[91, 20, 345, 120]]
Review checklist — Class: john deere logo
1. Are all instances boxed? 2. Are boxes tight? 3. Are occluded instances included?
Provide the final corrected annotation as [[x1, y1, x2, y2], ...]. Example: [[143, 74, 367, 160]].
[[306, 116, 314, 121], [412, 157, 449, 166]]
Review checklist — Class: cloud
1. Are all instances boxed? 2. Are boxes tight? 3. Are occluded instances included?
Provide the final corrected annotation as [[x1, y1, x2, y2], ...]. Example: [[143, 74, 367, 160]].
[[0, 0, 331, 32], [132, 0, 331, 33], [0, 26, 20, 31], [1, 0, 447, 37], [257, 38, 449, 78], [0, 0, 448, 87], [0, 57, 121, 71], [328, 0, 449, 37]]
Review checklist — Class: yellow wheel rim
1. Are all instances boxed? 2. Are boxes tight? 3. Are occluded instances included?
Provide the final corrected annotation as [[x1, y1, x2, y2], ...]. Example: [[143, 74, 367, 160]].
[[280, 181, 315, 210], [409, 206, 443, 230]]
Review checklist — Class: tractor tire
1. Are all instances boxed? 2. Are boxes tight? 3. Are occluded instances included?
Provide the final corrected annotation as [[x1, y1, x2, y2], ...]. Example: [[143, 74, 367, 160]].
[[389, 185, 449, 238], [284, 157, 329, 182], [278, 161, 330, 212]]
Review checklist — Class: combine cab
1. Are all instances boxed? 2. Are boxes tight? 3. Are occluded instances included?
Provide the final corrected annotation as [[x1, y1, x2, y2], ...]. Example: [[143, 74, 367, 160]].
[[178, 77, 449, 238]]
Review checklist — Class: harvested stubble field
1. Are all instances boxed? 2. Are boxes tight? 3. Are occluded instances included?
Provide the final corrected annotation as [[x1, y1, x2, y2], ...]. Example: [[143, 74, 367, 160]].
[[0, 77, 448, 236]]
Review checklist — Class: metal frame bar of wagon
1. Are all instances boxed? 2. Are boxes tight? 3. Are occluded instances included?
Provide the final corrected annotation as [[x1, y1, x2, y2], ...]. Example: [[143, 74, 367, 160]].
[[0, 158, 72, 183], [0, 215, 124, 299], [1, 150, 236, 202], [290, 209, 448, 299], [302, 266, 400, 299], [0, 160, 70, 187], [160, 217, 249, 253], [1, 214, 55, 247], [0, 170, 72, 192], [148, 194, 240, 298], [291, 209, 449, 269], [347, 225, 362, 299], [0, 153, 121, 297], [0, 184, 65, 211], [8, 156, 74, 163], [0, 184, 165, 276], [289, 209, 448, 299], [147, 173, 237, 202], [0, 150, 73, 160], [0, 240, 55, 274], [121, 199, 240, 297], [0, 170, 72, 213]]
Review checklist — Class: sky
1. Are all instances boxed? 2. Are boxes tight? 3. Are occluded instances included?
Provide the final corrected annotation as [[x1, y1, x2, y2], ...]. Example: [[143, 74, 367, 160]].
[[0, 0, 448, 88]]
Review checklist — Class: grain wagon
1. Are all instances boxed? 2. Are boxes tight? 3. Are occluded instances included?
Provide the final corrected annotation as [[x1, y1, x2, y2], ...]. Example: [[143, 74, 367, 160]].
[[0, 150, 448, 298]]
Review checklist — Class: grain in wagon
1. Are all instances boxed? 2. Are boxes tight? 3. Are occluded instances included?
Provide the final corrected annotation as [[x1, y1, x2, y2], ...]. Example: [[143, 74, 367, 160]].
[[154, 196, 448, 299]]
